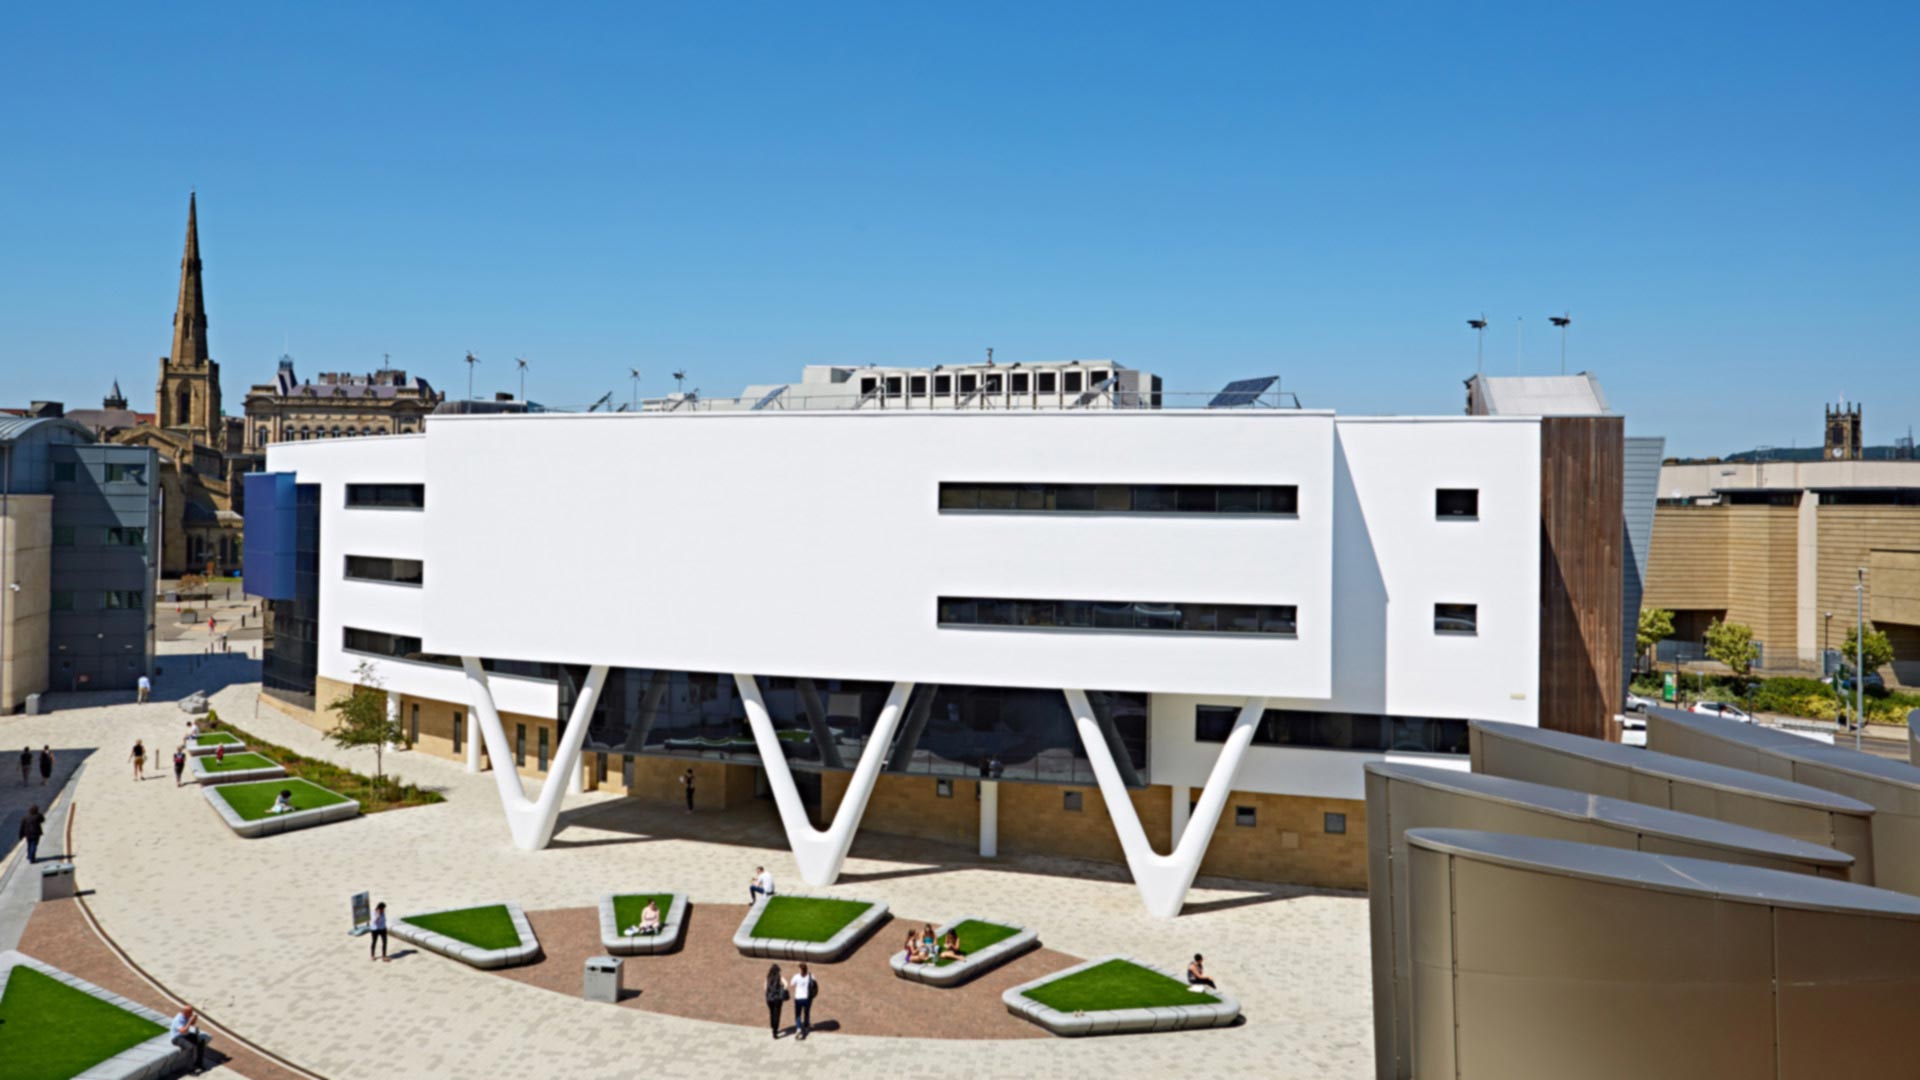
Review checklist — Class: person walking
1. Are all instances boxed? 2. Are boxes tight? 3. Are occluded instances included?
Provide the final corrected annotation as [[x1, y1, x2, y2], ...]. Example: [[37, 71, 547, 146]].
[[137, 673, 152, 704], [18, 746, 29, 785], [37, 746, 53, 787], [370, 902, 390, 962], [169, 1006, 208, 1074], [681, 768, 696, 814], [763, 963, 786, 1039], [130, 740, 147, 781], [789, 963, 817, 1040], [172, 745, 188, 787], [19, 804, 45, 863]]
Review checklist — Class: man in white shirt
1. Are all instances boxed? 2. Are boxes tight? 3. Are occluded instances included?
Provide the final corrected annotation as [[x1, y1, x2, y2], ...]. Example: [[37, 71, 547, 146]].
[[788, 963, 817, 1039], [170, 1005, 207, 1072], [137, 673, 152, 703], [750, 866, 774, 903]]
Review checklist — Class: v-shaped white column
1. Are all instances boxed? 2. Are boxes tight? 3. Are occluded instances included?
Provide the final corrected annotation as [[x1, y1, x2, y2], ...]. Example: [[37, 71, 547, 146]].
[[1065, 689, 1267, 918], [735, 674, 913, 886], [462, 658, 608, 850]]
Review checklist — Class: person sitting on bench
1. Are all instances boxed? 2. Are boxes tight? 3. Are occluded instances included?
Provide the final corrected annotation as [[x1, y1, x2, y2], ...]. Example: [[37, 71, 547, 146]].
[[939, 930, 967, 962], [638, 899, 662, 935], [170, 1006, 208, 1072]]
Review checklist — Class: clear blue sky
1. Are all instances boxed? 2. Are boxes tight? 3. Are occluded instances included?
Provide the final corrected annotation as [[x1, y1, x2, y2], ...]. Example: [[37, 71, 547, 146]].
[[3, 3, 1914, 456]]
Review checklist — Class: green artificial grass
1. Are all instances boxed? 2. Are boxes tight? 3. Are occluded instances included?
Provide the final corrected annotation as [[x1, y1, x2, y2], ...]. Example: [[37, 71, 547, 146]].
[[199, 752, 278, 773], [933, 919, 1022, 967], [0, 965, 166, 1080], [751, 896, 873, 943], [612, 893, 677, 933], [213, 778, 351, 821], [405, 905, 523, 950], [1023, 958, 1219, 1012], [193, 731, 242, 746]]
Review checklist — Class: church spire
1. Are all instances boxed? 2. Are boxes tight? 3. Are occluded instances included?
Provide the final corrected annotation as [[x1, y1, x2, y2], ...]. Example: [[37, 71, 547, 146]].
[[170, 191, 209, 366]]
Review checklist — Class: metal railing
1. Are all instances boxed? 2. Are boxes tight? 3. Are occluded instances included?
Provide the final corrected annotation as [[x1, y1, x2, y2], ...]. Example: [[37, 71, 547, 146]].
[[520, 387, 1306, 415]]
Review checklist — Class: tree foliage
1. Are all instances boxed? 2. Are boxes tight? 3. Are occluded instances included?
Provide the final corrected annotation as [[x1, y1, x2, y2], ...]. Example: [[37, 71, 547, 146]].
[[1842, 622, 1896, 676], [327, 661, 400, 781], [1636, 608, 1675, 659], [1703, 619, 1759, 677]]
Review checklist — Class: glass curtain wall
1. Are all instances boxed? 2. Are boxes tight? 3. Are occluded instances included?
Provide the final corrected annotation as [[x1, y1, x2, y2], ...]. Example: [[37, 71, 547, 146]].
[[559, 668, 1149, 787]]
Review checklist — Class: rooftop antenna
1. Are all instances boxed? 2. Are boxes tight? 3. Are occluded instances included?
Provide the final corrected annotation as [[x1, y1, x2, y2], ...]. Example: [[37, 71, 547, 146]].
[[464, 351, 480, 400], [1514, 317, 1524, 374], [672, 369, 687, 394], [1467, 316, 1488, 376], [986, 347, 994, 366], [629, 368, 641, 408], [516, 356, 529, 402], [1549, 312, 1572, 375]]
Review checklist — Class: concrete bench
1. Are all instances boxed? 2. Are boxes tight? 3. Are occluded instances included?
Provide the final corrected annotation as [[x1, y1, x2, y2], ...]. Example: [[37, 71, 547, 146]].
[[598, 893, 688, 956], [203, 786, 360, 838], [731, 893, 889, 962], [392, 903, 541, 970], [188, 755, 285, 786], [890, 916, 1039, 987], [1002, 955, 1240, 1037]]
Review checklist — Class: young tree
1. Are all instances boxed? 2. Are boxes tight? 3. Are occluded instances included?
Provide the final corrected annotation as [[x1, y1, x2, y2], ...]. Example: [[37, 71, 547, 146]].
[[1636, 608, 1675, 666], [1703, 619, 1759, 678], [1842, 623, 1896, 680], [327, 661, 401, 785]]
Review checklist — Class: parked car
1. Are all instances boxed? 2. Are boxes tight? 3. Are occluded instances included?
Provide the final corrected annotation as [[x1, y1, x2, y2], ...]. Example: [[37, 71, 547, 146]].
[[1690, 701, 1753, 723], [1825, 672, 1886, 693]]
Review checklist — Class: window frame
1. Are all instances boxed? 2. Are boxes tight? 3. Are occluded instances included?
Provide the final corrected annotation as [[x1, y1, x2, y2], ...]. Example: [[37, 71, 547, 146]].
[[1433, 603, 1479, 636]]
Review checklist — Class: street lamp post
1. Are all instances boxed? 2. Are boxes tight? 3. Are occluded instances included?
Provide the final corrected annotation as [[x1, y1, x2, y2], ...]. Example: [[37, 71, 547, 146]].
[[1856, 568, 1866, 751]]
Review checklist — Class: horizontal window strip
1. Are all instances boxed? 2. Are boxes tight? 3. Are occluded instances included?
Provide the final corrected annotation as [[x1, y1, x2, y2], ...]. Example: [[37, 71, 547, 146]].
[[345, 483, 425, 509], [939, 482, 1297, 516], [938, 597, 1297, 637], [1194, 704, 1469, 756], [344, 554, 424, 586]]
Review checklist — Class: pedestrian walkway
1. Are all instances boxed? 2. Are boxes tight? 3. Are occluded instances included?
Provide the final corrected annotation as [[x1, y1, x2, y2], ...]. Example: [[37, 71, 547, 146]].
[[0, 681, 1375, 1079]]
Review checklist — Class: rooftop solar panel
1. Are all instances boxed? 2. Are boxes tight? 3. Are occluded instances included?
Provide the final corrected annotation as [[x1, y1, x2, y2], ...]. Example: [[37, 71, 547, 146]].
[[1208, 375, 1280, 408]]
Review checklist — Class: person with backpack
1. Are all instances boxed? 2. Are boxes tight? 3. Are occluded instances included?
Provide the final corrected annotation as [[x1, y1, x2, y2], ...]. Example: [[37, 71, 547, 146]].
[[763, 963, 786, 1039]]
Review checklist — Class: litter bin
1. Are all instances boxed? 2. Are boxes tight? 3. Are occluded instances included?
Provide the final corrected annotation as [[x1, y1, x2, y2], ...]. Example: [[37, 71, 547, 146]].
[[40, 862, 76, 901], [24, 693, 43, 715], [583, 956, 622, 1004]]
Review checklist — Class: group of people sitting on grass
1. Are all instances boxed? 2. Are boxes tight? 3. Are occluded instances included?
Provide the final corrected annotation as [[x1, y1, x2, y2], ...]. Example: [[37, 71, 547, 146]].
[[622, 898, 664, 937], [901, 923, 965, 964]]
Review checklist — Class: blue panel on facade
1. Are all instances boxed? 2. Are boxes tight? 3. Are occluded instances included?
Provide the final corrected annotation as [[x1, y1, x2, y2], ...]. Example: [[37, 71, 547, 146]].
[[243, 472, 299, 600]]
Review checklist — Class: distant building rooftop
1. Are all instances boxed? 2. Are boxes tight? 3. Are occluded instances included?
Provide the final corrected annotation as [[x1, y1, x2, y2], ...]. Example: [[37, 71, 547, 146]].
[[1464, 373, 1611, 417]]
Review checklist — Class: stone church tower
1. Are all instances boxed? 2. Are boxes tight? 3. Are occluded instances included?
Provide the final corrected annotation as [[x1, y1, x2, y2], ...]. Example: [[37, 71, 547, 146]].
[[156, 192, 223, 447]]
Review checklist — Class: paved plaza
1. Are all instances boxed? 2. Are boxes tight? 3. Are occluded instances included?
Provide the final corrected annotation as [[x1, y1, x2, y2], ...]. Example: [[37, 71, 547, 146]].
[[0, 673, 1375, 1079]]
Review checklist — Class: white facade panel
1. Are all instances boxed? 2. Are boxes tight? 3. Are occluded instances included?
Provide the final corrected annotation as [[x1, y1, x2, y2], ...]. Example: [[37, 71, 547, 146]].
[[266, 435, 558, 720], [421, 411, 1342, 699]]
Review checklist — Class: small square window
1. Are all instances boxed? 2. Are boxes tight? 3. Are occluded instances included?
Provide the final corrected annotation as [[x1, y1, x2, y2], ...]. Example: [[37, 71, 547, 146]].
[[1063, 790, 1083, 812], [1324, 812, 1347, 835], [1235, 806, 1256, 828], [1436, 488, 1479, 519], [1435, 603, 1478, 635], [936, 779, 954, 798]]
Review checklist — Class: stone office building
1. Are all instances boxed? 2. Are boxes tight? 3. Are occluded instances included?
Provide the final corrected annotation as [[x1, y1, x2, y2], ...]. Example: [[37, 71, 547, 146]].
[[240, 360, 442, 451]]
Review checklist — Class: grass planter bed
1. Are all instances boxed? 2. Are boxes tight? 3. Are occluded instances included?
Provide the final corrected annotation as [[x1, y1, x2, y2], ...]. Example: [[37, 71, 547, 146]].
[[1004, 955, 1239, 1037], [0, 949, 194, 1080], [192, 713, 444, 815], [204, 778, 360, 838], [732, 894, 889, 962], [185, 731, 245, 756], [188, 751, 285, 786], [599, 893, 688, 956], [392, 903, 540, 969], [892, 916, 1039, 987]]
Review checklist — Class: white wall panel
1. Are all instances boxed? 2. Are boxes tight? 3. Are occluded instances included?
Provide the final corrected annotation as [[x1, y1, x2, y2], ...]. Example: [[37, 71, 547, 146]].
[[421, 411, 1341, 698]]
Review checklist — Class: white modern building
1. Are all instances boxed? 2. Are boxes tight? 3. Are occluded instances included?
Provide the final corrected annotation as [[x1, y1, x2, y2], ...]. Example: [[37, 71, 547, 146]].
[[244, 401, 1623, 916]]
